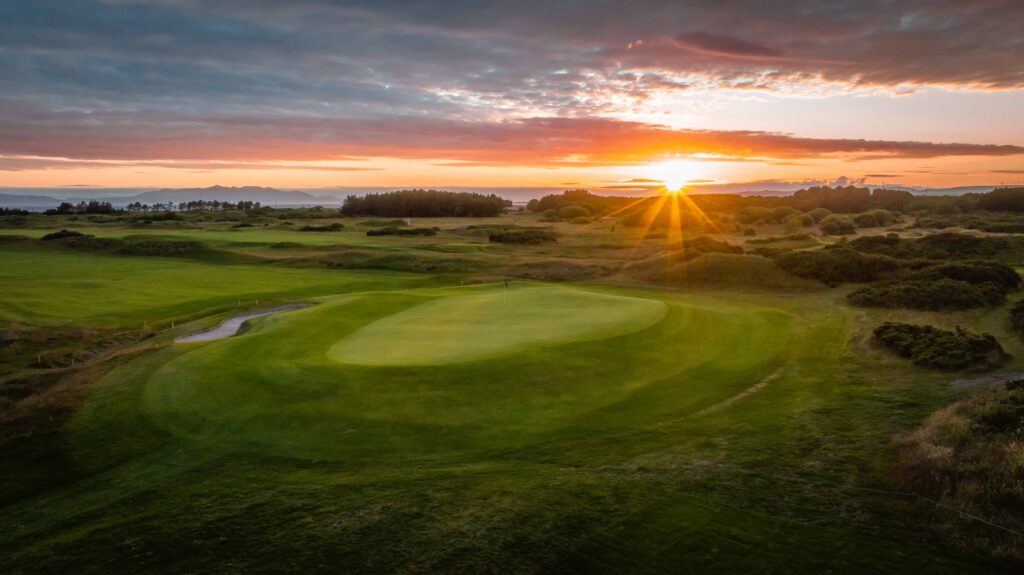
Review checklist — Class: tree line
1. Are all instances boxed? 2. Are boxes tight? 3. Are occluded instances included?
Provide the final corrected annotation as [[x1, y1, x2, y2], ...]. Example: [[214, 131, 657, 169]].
[[341, 189, 508, 217]]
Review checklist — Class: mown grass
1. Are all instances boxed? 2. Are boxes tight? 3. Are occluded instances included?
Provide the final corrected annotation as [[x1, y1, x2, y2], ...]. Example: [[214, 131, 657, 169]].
[[2, 217, 1023, 573], [0, 247, 427, 327]]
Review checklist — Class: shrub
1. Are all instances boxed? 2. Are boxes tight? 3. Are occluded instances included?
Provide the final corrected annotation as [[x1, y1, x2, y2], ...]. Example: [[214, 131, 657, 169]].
[[557, 205, 590, 219], [784, 216, 804, 233], [909, 261, 1021, 290], [488, 229, 557, 244], [774, 248, 901, 285], [735, 207, 774, 225], [41, 229, 86, 241], [569, 216, 592, 224], [119, 239, 210, 257], [771, 206, 800, 222], [852, 209, 899, 228], [807, 208, 832, 223], [819, 215, 857, 235], [366, 226, 437, 237], [977, 187, 1024, 212], [847, 232, 1008, 260], [1009, 299, 1024, 333], [299, 223, 344, 232], [873, 322, 1006, 370], [848, 279, 1006, 311]]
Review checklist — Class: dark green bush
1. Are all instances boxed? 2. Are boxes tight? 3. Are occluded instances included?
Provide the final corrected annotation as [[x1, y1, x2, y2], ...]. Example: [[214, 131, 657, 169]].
[[557, 205, 590, 219], [819, 215, 857, 235], [488, 229, 557, 244], [873, 322, 1006, 370], [848, 279, 1006, 311], [1009, 299, 1024, 333], [852, 209, 899, 228], [807, 208, 832, 223], [774, 248, 901, 285], [848, 232, 1007, 260], [366, 226, 437, 237], [41, 229, 86, 241], [909, 261, 1021, 290], [299, 223, 344, 232]]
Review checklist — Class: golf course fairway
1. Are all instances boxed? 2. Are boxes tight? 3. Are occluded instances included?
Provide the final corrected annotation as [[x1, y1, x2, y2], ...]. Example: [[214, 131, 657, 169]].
[[120, 284, 794, 461]]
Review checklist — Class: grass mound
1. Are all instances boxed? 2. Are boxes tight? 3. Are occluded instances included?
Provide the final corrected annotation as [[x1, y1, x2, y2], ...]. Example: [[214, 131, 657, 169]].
[[631, 253, 817, 290], [330, 286, 667, 366]]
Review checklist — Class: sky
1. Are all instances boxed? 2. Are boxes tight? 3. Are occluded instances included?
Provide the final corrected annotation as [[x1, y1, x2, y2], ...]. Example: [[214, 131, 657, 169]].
[[2, 0, 1024, 194]]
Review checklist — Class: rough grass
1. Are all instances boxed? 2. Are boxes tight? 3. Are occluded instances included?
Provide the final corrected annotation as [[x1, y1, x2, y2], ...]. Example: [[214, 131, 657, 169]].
[[896, 382, 1024, 560], [628, 252, 818, 290]]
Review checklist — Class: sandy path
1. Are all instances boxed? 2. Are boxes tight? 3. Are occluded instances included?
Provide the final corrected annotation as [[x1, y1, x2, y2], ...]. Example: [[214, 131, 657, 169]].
[[175, 304, 310, 343]]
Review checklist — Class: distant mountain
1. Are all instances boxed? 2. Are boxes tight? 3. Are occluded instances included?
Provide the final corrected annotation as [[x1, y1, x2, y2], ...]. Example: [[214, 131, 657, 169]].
[[124, 185, 329, 205], [0, 193, 62, 207], [877, 185, 999, 196]]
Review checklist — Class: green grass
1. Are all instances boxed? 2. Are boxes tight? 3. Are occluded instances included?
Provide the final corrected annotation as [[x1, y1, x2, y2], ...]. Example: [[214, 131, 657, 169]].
[[2, 221, 1022, 573], [330, 286, 668, 365], [0, 247, 426, 327]]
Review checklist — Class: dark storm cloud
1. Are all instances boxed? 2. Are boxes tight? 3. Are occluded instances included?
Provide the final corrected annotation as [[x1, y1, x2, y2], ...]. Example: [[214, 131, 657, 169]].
[[1, 0, 1022, 165]]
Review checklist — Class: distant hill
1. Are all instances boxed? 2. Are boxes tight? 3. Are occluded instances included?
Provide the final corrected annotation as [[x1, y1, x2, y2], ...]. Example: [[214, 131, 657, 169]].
[[123, 186, 328, 205], [0, 193, 63, 208], [0, 186, 340, 208]]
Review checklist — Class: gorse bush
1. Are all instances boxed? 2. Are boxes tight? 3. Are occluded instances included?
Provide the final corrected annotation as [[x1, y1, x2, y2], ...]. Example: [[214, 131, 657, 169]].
[[852, 209, 900, 228], [774, 248, 901, 285], [557, 205, 590, 219], [488, 229, 557, 244], [41, 229, 86, 241], [366, 227, 437, 237], [908, 261, 1021, 290], [848, 232, 1007, 260], [818, 215, 857, 235], [848, 279, 1006, 311], [1009, 299, 1024, 334], [298, 223, 344, 232], [873, 322, 1006, 370]]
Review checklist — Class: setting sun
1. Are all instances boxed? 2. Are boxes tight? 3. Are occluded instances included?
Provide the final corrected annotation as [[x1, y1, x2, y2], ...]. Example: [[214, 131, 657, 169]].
[[648, 160, 702, 193]]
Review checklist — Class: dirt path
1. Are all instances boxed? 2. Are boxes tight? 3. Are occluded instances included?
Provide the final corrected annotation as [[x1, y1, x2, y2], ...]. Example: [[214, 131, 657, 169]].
[[175, 304, 311, 343]]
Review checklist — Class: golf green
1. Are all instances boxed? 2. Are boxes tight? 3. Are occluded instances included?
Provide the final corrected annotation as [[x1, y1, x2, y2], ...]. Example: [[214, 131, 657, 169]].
[[134, 285, 795, 461], [329, 287, 668, 365]]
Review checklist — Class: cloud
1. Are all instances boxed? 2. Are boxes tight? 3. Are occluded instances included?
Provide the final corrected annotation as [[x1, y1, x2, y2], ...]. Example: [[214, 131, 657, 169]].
[[992, 169, 1024, 174], [672, 32, 782, 58], [1, 106, 1021, 168], [864, 173, 902, 178]]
